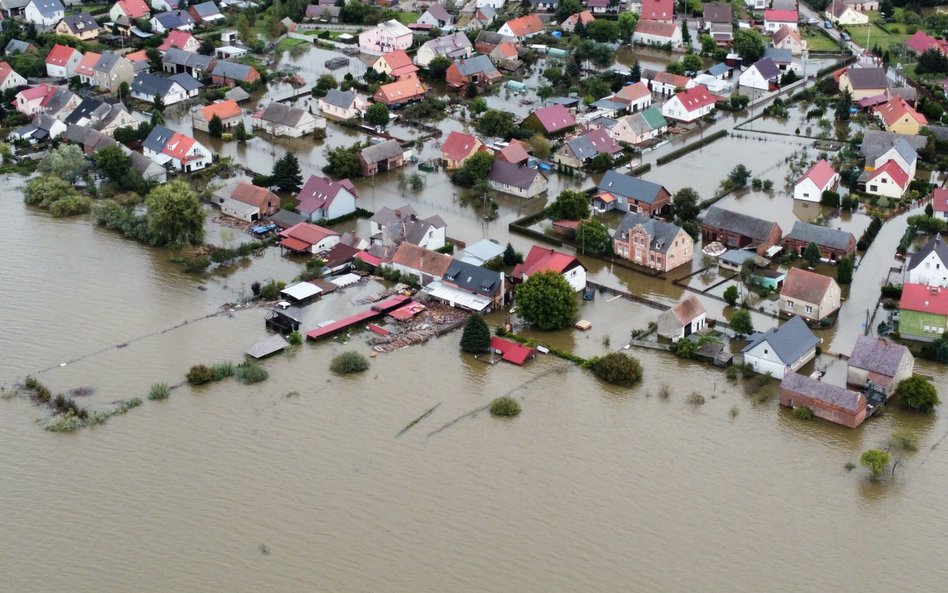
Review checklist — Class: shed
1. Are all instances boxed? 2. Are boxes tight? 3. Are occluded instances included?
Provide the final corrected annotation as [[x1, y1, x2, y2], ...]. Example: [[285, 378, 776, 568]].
[[265, 306, 303, 334], [490, 336, 536, 365], [280, 281, 322, 304], [779, 373, 868, 428], [245, 334, 289, 359]]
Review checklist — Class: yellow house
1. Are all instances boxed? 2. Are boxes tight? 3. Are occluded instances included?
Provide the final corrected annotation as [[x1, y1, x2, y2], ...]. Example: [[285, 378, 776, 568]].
[[825, 1, 869, 25], [53, 14, 100, 41], [875, 96, 928, 135], [837, 67, 888, 100]]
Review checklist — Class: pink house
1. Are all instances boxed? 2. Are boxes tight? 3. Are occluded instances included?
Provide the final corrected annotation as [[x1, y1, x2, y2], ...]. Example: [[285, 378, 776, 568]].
[[358, 19, 413, 53], [15, 84, 54, 115]]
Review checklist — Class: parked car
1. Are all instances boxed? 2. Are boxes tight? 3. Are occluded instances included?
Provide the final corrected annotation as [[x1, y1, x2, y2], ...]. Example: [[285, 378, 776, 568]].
[[824, 20, 834, 28], [808, 17, 819, 25], [841, 32, 851, 41]]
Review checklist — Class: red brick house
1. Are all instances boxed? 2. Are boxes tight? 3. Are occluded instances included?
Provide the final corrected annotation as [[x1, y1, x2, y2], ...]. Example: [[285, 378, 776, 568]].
[[782, 221, 856, 262], [700, 206, 782, 256], [445, 55, 502, 89], [779, 372, 868, 428], [209, 61, 260, 88]]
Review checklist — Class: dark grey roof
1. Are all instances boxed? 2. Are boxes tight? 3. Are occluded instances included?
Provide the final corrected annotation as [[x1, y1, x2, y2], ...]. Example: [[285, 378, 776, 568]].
[[613, 211, 684, 255], [567, 135, 598, 160], [590, 116, 618, 129], [859, 130, 927, 161], [64, 123, 113, 150], [170, 72, 202, 91], [371, 205, 417, 227], [487, 160, 542, 189], [4, 40, 32, 54], [225, 86, 251, 102], [93, 52, 121, 73], [785, 221, 854, 251], [30, 0, 62, 18], [154, 10, 194, 29], [1, 0, 29, 11], [751, 57, 780, 81], [908, 234, 948, 270], [848, 336, 911, 377], [453, 54, 499, 77], [211, 60, 255, 81], [162, 48, 212, 69], [143, 124, 174, 152], [41, 87, 76, 114], [258, 101, 308, 127], [474, 30, 512, 46], [269, 208, 306, 228], [64, 96, 105, 124], [843, 66, 888, 90], [190, 1, 221, 17], [132, 72, 180, 97], [443, 259, 502, 296], [360, 139, 403, 164], [763, 47, 792, 64], [702, 206, 777, 241], [742, 316, 819, 366], [779, 373, 864, 413], [62, 13, 98, 34], [591, 98, 627, 111], [597, 170, 665, 204], [703, 2, 731, 22], [321, 88, 355, 110]]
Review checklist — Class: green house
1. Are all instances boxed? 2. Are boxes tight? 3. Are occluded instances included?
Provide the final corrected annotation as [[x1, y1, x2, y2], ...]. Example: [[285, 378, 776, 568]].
[[899, 283, 948, 342]]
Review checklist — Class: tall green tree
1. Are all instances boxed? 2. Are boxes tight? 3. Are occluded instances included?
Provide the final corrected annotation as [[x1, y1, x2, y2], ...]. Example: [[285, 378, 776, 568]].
[[152, 93, 166, 113], [576, 220, 611, 256], [590, 352, 643, 386], [451, 151, 494, 187], [895, 376, 940, 413], [803, 242, 822, 267], [860, 449, 891, 481], [208, 114, 224, 138], [515, 271, 578, 330], [555, 0, 583, 21], [235, 121, 248, 143], [732, 28, 765, 64], [729, 308, 753, 335], [271, 153, 303, 192], [503, 242, 523, 266], [425, 55, 451, 80], [38, 144, 88, 183], [723, 285, 739, 307], [363, 102, 390, 127], [837, 256, 854, 284], [681, 20, 691, 45], [475, 109, 515, 138], [460, 313, 491, 353], [618, 12, 638, 43], [673, 187, 700, 224], [547, 189, 590, 221], [324, 142, 363, 178], [144, 180, 206, 247]]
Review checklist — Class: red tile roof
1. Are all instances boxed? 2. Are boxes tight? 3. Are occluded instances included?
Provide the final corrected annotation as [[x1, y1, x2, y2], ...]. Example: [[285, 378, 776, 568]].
[[441, 130, 480, 161], [612, 81, 650, 103], [797, 159, 837, 190], [494, 42, 518, 58], [125, 49, 148, 63], [159, 30, 196, 51], [764, 9, 798, 22], [0, 61, 13, 84], [76, 51, 100, 76], [868, 159, 909, 189], [18, 83, 53, 102], [900, 283, 948, 316], [490, 336, 535, 365], [46, 43, 78, 66], [781, 268, 835, 304], [201, 99, 241, 121], [116, 0, 150, 19], [635, 18, 677, 38], [529, 103, 576, 134], [513, 246, 582, 279], [496, 139, 530, 164], [373, 78, 427, 104], [933, 187, 948, 213], [906, 30, 940, 54], [653, 70, 691, 88], [162, 132, 196, 161], [503, 13, 543, 37], [279, 222, 339, 246], [875, 95, 927, 128], [380, 49, 413, 70], [641, 0, 674, 20], [672, 84, 721, 112]]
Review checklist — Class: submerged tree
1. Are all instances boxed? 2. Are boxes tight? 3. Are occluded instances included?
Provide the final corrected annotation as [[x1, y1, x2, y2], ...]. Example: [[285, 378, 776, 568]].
[[271, 152, 303, 192], [460, 313, 491, 353], [860, 449, 891, 481], [144, 180, 205, 247], [515, 271, 578, 330]]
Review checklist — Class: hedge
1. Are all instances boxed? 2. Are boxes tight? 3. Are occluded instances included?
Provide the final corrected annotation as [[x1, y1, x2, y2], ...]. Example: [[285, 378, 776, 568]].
[[656, 130, 727, 165]]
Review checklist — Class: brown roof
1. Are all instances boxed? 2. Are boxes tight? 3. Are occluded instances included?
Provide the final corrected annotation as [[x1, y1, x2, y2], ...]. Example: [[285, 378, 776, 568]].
[[668, 295, 706, 325], [848, 336, 911, 377], [389, 242, 453, 277], [781, 268, 835, 304], [780, 373, 866, 413], [230, 182, 278, 210]]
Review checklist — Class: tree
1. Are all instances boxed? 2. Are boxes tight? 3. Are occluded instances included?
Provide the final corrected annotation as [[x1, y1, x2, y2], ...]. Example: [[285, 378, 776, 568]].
[[629, 59, 642, 83], [588, 152, 614, 173], [38, 144, 88, 183], [681, 54, 703, 74], [926, 202, 934, 217], [152, 93, 165, 113], [879, 0, 893, 16], [330, 351, 370, 374], [363, 102, 390, 128], [118, 81, 130, 101], [586, 20, 619, 43], [470, 97, 488, 115], [895, 376, 940, 413], [271, 152, 303, 192], [576, 220, 611, 256], [733, 28, 765, 64], [515, 271, 578, 330], [208, 114, 224, 138], [917, 48, 948, 75], [323, 142, 363, 178], [723, 285, 739, 307], [528, 133, 551, 159], [700, 34, 716, 55], [150, 109, 165, 126], [425, 55, 452, 80], [589, 352, 643, 386], [837, 256, 854, 284], [726, 164, 751, 189], [575, 40, 614, 69], [729, 308, 753, 335], [860, 449, 891, 481], [451, 151, 494, 187], [144, 181, 205, 247], [680, 19, 691, 45], [618, 12, 638, 43], [199, 37, 216, 55], [475, 109, 515, 138], [235, 121, 248, 143], [547, 189, 589, 221], [556, 0, 583, 21], [503, 242, 523, 266], [136, 17, 152, 32], [672, 187, 700, 225], [803, 242, 822, 267], [460, 313, 491, 353], [94, 144, 143, 191]]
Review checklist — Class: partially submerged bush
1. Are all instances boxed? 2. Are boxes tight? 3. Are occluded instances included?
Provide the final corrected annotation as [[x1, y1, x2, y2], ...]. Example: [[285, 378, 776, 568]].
[[211, 361, 235, 381], [587, 352, 643, 387], [490, 396, 521, 417], [330, 351, 370, 375], [46, 411, 86, 432], [236, 360, 269, 384], [113, 397, 142, 415], [148, 383, 170, 400], [186, 364, 214, 385], [287, 331, 303, 346], [687, 392, 706, 406], [891, 428, 919, 451], [793, 406, 814, 420]]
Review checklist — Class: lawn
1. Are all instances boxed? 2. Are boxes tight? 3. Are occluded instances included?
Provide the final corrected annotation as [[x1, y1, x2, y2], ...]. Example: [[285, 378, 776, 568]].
[[801, 26, 842, 52], [394, 11, 420, 25], [275, 37, 308, 52], [841, 14, 910, 52]]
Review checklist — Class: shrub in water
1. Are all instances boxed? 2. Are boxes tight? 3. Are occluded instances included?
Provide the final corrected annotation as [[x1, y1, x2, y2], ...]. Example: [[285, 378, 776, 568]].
[[330, 351, 370, 375], [793, 406, 814, 420], [211, 361, 236, 381], [288, 331, 303, 346], [687, 392, 706, 406], [46, 411, 86, 432], [187, 364, 214, 385], [588, 352, 643, 387], [113, 397, 143, 415], [235, 361, 269, 384], [148, 383, 170, 400], [490, 396, 521, 417], [891, 428, 919, 451]]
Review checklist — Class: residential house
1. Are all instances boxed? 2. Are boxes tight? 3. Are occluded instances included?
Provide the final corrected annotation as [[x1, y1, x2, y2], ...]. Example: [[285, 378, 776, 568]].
[[899, 283, 948, 341], [446, 54, 502, 89], [431, 259, 504, 311], [372, 49, 418, 80], [709, 22, 734, 47], [860, 130, 925, 172], [142, 125, 212, 171], [562, 10, 595, 33], [8, 112, 65, 143], [359, 139, 405, 176], [0, 61, 26, 92], [700, 206, 783, 255], [739, 57, 781, 91], [158, 29, 200, 52], [783, 221, 856, 262], [489, 42, 521, 70], [151, 0, 181, 11], [933, 188, 948, 220], [370, 205, 446, 252], [3, 40, 36, 55], [586, 0, 618, 14], [740, 316, 819, 379], [529, 0, 557, 11], [595, 169, 672, 216], [874, 95, 927, 135], [609, 107, 668, 145], [554, 127, 622, 168], [305, 4, 339, 22], [358, 19, 413, 53], [611, 81, 652, 112], [641, 0, 674, 22], [54, 13, 99, 40], [646, 70, 693, 97], [497, 13, 544, 40], [14, 84, 54, 115], [41, 86, 80, 120], [779, 373, 868, 428], [475, 0, 506, 8], [632, 19, 682, 48], [657, 295, 707, 342], [702, 3, 731, 29], [474, 30, 514, 54], [904, 234, 948, 287], [456, 239, 505, 266], [523, 104, 576, 136], [415, 31, 473, 67], [847, 336, 914, 395], [24, 0, 63, 27], [373, 78, 427, 107], [162, 47, 214, 77], [92, 52, 134, 93], [793, 159, 840, 202], [188, 1, 223, 25], [826, 0, 868, 25], [64, 97, 126, 130], [110, 0, 150, 22], [45, 44, 81, 78], [612, 211, 693, 271], [278, 222, 340, 254], [390, 242, 454, 287], [130, 72, 193, 105], [192, 99, 242, 133], [486, 160, 548, 198], [764, 47, 794, 73], [128, 49, 152, 74], [905, 30, 944, 55], [251, 102, 319, 138], [417, 4, 453, 28], [837, 67, 888, 100], [494, 139, 531, 165], [864, 160, 910, 199], [210, 61, 260, 87], [869, 137, 918, 178], [466, 6, 497, 31], [296, 174, 359, 222], [318, 88, 363, 120], [441, 130, 483, 169], [763, 9, 798, 33], [512, 246, 587, 292], [771, 25, 805, 56], [847, 0, 878, 9], [779, 267, 841, 322], [151, 9, 194, 33], [215, 181, 279, 221], [662, 85, 721, 123]]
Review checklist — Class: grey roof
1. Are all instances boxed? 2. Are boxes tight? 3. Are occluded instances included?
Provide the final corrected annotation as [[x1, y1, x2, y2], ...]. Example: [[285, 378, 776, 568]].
[[591, 98, 627, 112], [780, 373, 864, 413], [154, 10, 194, 29], [719, 248, 758, 266], [474, 30, 512, 46], [61, 13, 98, 34], [424, 4, 452, 21], [170, 72, 203, 91], [703, 2, 731, 22], [190, 1, 221, 18], [888, 136, 918, 164], [245, 334, 288, 359], [597, 170, 665, 204], [321, 88, 355, 110], [785, 221, 854, 251], [423, 31, 472, 57], [546, 96, 580, 107], [848, 336, 911, 377], [750, 57, 781, 81], [93, 52, 121, 73], [162, 47, 213, 69], [453, 54, 499, 77], [225, 86, 251, 102], [487, 160, 542, 189], [63, 96, 105, 124], [258, 101, 309, 126], [360, 139, 403, 164], [890, 86, 917, 102], [590, 116, 619, 129], [143, 124, 174, 152], [132, 72, 181, 98], [706, 62, 729, 77], [41, 87, 76, 115], [29, 0, 63, 18], [566, 134, 606, 161], [458, 238, 504, 265], [371, 204, 417, 227], [64, 123, 113, 150], [843, 66, 888, 90], [741, 316, 819, 366], [702, 206, 777, 241], [211, 60, 255, 81], [908, 234, 948, 271], [443, 259, 502, 296], [1, 0, 29, 10], [763, 47, 792, 64], [860, 130, 927, 161], [4, 40, 32, 54], [613, 211, 683, 255], [269, 208, 306, 228]]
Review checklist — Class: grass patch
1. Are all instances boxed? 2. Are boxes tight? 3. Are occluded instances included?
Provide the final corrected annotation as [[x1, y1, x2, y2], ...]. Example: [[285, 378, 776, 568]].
[[330, 351, 370, 375], [490, 396, 521, 417], [275, 37, 308, 52], [211, 361, 236, 381], [148, 383, 170, 400], [235, 361, 269, 384], [891, 428, 919, 451], [187, 364, 214, 385], [801, 27, 843, 52], [687, 392, 706, 406], [394, 11, 420, 24]]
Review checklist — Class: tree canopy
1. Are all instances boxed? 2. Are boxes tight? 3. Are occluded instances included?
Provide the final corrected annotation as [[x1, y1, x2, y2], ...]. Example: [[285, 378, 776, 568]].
[[729, 309, 753, 335], [589, 352, 643, 386], [324, 142, 364, 178], [515, 271, 578, 330], [451, 151, 494, 187], [860, 449, 891, 481], [475, 109, 515, 138], [733, 28, 766, 64], [460, 313, 491, 353], [208, 114, 224, 138], [576, 220, 612, 256], [895, 375, 940, 413], [271, 152, 303, 192], [144, 180, 206, 247], [364, 102, 390, 127], [803, 242, 822, 267], [38, 144, 88, 183], [547, 189, 590, 221]]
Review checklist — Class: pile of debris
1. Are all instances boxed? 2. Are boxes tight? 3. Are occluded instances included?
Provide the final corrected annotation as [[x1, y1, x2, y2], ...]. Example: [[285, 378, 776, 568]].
[[369, 302, 469, 352]]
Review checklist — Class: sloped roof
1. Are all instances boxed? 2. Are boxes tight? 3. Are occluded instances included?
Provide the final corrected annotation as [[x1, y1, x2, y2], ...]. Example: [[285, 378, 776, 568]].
[[764, 47, 792, 64], [652, 70, 691, 88], [848, 336, 911, 377], [201, 99, 241, 121], [170, 72, 202, 91], [162, 47, 212, 69], [503, 13, 543, 36], [360, 139, 403, 164], [159, 30, 197, 51], [900, 282, 948, 316], [423, 4, 452, 22], [703, 2, 731, 22], [797, 159, 837, 189], [742, 316, 819, 366], [598, 170, 666, 204], [63, 96, 104, 123], [374, 78, 427, 102], [860, 130, 927, 161], [190, 1, 221, 17], [843, 66, 888, 90], [115, 0, 149, 19], [785, 221, 854, 251], [211, 60, 256, 81], [45, 43, 78, 66], [907, 233, 948, 270], [612, 81, 650, 103], [673, 84, 721, 112], [496, 139, 530, 164], [764, 9, 797, 21], [379, 49, 413, 70], [487, 160, 543, 189], [780, 373, 865, 413], [443, 259, 502, 296], [701, 206, 777, 241], [781, 267, 836, 304], [453, 54, 500, 77], [613, 211, 683, 254], [772, 25, 801, 46], [750, 57, 781, 81], [422, 31, 472, 57], [321, 88, 355, 110], [61, 13, 98, 34], [231, 182, 278, 210], [640, 105, 668, 129], [868, 159, 909, 189], [634, 18, 677, 38], [566, 128, 621, 160], [641, 0, 673, 20], [297, 174, 358, 214], [513, 246, 583, 279], [257, 101, 309, 127], [279, 222, 339, 246], [665, 295, 706, 325], [132, 72, 182, 97], [390, 242, 453, 277], [154, 9, 194, 29], [934, 188, 948, 214], [906, 30, 939, 54], [875, 95, 927, 127], [30, 0, 62, 17], [529, 103, 576, 134], [441, 131, 481, 161]]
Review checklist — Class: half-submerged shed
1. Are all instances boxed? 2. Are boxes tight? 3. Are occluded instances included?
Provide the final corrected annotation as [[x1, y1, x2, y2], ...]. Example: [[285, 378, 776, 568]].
[[246, 334, 289, 359]]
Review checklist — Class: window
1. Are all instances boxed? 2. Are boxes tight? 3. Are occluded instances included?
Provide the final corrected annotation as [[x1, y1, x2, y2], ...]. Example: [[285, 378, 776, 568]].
[[786, 300, 794, 309], [805, 305, 813, 314], [764, 349, 769, 355]]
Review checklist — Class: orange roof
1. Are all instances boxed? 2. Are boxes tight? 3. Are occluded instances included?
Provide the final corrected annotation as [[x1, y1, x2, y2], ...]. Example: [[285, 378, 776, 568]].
[[125, 49, 148, 63], [565, 10, 595, 27], [76, 51, 100, 76], [116, 0, 150, 19], [46, 43, 78, 66], [504, 13, 543, 37], [162, 132, 196, 161], [653, 70, 691, 88], [635, 18, 677, 38], [595, 191, 616, 203], [201, 99, 241, 121], [874, 96, 927, 128], [373, 78, 427, 104], [231, 182, 278, 210], [613, 81, 650, 103], [159, 30, 197, 51], [494, 42, 518, 58], [380, 49, 413, 70], [441, 130, 481, 161]]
